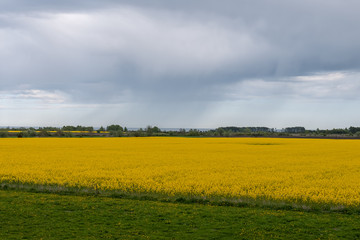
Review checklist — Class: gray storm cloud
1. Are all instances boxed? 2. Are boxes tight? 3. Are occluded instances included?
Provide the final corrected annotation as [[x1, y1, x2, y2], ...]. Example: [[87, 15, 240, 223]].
[[1, 0, 360, 128]]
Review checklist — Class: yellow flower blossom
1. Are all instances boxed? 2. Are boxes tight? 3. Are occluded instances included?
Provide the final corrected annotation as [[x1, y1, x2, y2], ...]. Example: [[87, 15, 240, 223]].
[[1, 137, 359, 206]]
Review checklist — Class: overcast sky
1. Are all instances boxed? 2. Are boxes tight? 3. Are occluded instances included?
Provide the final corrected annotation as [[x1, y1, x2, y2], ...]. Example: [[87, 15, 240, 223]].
[[1, 0, 360, 129]]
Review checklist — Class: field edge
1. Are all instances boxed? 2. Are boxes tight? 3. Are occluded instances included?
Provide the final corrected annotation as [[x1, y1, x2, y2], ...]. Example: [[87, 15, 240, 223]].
[[1, 181, 358, 214]]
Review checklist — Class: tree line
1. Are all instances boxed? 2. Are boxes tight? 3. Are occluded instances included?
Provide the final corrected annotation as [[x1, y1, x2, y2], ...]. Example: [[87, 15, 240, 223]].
[[1, 125, 360, 138]]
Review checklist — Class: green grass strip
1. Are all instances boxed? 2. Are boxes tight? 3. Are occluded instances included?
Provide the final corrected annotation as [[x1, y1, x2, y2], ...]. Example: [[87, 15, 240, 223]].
[[1, 190, 360, 239], [1, 182, 359, 214]]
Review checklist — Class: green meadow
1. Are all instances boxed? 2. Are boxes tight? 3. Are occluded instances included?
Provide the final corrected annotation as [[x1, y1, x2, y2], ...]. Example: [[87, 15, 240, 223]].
[[1, 190, 360, 239]]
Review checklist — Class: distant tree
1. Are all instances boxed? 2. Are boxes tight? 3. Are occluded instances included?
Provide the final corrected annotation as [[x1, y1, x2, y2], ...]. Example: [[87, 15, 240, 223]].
[[0, 132, 8, 138], [179, 129, 186, 135], [106, 125, 123, 132], [77, 126, 93, 131], [133, 128, 145, 137], [62, 126, 76, 131], [27, 130, 37, 137], [97, 126, 105, 133], [146, 126, 153, 136], [64, 132, 73, 137], [284, 127, 306, 133], [110, 130, 123, 137], [146, 126, 161, 136], [86, 126, 94, 132], [62, 125, 93, 131], [349, 126, 360, 134], [188, 129, 200, 136], [152, 126, 161, 133], [38, 130, 51, 137], [41, 126, 60, 131], [327, 128, 349, 134], [216, 126, 270, 133], [55, 130, 65, 137], [242, 128, 251, 134], [216, 128, 224, 136]]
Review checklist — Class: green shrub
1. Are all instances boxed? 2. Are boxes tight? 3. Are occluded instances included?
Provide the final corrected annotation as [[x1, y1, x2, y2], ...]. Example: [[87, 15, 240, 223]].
[[0, 132, 8, 138]]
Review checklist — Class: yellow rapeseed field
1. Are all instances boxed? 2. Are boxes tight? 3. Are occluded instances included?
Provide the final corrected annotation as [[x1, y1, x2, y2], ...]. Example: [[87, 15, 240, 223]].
[[1, 137, 360, 206]]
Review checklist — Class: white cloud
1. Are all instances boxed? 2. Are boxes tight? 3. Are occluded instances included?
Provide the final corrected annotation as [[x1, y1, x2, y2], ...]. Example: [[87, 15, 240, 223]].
[[294, 72, 346, 82], [222, 71, 360, 100], [0, 89, 68, 105], [1, 1, 360, 128], [0, 6, 271, 90]]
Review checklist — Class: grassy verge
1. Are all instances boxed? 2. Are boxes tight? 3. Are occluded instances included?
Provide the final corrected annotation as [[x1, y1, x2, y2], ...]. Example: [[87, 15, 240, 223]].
[[1, 190, 360, 239], [1, 182, 359, 214]]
